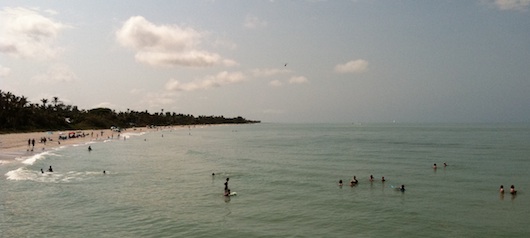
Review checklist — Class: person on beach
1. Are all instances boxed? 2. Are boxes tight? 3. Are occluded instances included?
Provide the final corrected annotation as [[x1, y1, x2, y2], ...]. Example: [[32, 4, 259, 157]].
[[500, 185, 504, 194], [510, 185, 517, 195], [47, 166, 53, 172]]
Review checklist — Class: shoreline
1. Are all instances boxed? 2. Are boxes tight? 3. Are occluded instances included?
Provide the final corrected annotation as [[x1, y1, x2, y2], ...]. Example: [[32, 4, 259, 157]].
[[0, 128, 144, 163], [0, 123, 252, 163]]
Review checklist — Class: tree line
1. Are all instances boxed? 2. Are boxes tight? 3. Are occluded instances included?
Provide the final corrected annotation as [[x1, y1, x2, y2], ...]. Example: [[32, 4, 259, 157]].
[[0, 90, 260, 133]]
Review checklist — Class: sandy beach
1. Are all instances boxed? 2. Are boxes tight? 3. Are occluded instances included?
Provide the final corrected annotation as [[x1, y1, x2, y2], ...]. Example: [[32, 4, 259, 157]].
[[0, 129, 128, 162], [0, 125, 213, 164]]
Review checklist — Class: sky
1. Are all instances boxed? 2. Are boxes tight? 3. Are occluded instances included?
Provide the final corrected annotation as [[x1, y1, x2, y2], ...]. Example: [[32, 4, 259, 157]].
[[1, 0, 529, 123]]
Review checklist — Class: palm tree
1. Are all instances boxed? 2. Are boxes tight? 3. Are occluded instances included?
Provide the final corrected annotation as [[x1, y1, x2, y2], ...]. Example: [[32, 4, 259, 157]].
[[52, 96, 59, 108], [41, 98, 48, 109]]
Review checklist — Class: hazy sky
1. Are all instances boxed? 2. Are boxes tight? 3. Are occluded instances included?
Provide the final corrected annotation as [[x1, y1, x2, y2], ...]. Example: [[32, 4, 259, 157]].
[[1, 1, 529, 123]]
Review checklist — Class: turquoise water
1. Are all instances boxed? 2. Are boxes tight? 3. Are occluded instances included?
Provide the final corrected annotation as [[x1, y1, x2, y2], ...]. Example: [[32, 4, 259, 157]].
[[1, 123, 530, 237]]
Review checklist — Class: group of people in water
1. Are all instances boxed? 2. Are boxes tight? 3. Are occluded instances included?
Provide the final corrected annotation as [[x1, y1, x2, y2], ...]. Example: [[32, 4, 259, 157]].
[[338, 162, 519, 195], [435, 162, 518, 196], [500, 185, 517, 195], [211, 173, 235, 197], [37, 146, 106, 175], [338, 175, 405, 192], [432, 162, 448, 169], [40, 166, 53, 173]]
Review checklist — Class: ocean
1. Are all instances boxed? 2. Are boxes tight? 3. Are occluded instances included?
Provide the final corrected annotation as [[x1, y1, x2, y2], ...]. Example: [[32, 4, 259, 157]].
[[1, 123, 530, 237]]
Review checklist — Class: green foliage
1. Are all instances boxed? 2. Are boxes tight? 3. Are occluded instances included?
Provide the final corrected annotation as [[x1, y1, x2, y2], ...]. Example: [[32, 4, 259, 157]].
[[0, 90, 260, 133]]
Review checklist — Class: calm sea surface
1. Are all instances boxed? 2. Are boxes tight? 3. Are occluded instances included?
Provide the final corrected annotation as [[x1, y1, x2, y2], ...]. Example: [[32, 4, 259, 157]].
[[1, 123, 530, 237]]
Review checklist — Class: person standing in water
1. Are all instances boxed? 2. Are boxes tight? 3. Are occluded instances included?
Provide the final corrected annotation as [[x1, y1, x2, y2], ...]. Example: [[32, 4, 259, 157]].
[[510, 185, 517, 195], [224, 178, 229, 191]]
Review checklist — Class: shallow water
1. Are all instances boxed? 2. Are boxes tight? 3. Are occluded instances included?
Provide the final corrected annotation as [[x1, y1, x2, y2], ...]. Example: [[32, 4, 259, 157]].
[[1, 123, 530, 237]]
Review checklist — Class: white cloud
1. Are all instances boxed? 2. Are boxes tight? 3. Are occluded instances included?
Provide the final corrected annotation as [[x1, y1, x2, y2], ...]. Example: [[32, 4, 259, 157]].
[[269, 80, 283, 87], [0, 7, 68, 59], [116, 16, 236, 68], [130, 88, 146, 94], [0, 65, 11, 77], [244, 15, 267, 29], [289, 76, 308, 84], [142, 91, 177, 108], [334, 59, 369, 74], [493, 0, 530, 10], [32, 64, 78, 83], [165, 71, 246, 92]]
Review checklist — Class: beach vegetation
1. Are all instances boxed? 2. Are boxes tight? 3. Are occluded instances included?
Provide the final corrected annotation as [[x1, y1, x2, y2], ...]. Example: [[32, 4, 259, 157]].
[[0, 90, 259, 133]]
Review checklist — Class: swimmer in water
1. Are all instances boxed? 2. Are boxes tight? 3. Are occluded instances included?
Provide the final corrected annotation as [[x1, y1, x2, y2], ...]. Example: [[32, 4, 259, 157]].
[[369, 175, 374, 182], [381, 176, 386, 182], [41, 168, 44, 174], [350, 176, 358, 186], [433, 163, 437, 169], [510, 185, 517, 195], [400, 184, 405, 192], [499, 185, 504, 194], [224, 189, 231, 196], [88, 146, 92, 151], [443, 162, 448, 167], [338, 180, 343, 186], [47, 166, 53, 172]]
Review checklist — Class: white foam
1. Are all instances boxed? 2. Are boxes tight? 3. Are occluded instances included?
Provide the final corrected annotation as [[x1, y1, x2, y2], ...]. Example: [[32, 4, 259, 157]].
[[21, 151, 55, 165], [6, 168, 106, 183], [5, 167, 43, 181], [121, 132, 146, 139]]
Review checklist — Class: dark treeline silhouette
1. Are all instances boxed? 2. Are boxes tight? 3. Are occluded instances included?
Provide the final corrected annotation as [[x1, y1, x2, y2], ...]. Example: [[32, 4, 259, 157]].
[[0, 90, 260, 133]]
